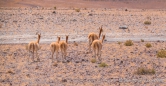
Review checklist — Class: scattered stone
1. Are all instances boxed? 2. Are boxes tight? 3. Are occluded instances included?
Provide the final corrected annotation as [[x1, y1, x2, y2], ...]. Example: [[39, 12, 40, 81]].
[[52, 11, 56, 14], [119, 25, 128, 29], [53, 62, 58, 66], [88, 13, 93, 16], [62, 79, 67, 82]]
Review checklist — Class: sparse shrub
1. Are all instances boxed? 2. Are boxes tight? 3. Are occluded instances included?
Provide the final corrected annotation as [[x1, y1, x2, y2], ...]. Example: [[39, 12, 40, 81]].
[[99, 62, 108, 67], [135, 67, 155, 75], [117, 41, 122, 45], [157, 50, 166, 58], [91, 58, 96, 63], [144, 21, 151, 25], [54, 6, 56, 10], [124, 40, 133, 46], [75, 8, 80, 12], [141, 39, 144, 42], [145, 43, 152, 48]]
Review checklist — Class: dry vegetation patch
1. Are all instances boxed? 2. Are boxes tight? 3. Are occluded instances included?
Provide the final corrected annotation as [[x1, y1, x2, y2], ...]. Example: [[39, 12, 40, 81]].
[[144, 21, 151, 25], [99, 62, 108, 67], [124, 40, 133, 46], [75, 8, 80, 12], [54, 6, 56, 10], [91, 58, 96, 63], [141, 39, 144, 42], [157, 50, 166, 58], [145, 43, 152, 48], [135, 67, 155, 75]]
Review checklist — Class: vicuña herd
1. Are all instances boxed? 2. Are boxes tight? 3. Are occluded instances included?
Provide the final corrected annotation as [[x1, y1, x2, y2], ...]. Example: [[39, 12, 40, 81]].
[[28, 26, 105, 63]]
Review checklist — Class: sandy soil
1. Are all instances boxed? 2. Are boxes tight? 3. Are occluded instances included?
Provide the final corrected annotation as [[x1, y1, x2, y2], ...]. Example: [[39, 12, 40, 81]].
[[0, 42, 166, 86]]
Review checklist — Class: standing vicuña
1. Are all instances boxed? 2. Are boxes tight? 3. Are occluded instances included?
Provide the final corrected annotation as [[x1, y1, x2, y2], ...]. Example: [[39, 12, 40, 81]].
[[88, 26, 103, 52], [50, 36, 60, 62], [91, 35, 105, 61], [28, 33, 41, 62], [59, 35, 68, 61]]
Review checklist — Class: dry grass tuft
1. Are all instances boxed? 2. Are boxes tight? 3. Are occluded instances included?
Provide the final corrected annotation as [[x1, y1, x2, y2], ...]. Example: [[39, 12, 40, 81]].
[[99, 62, 108, 67], [75, 8, 80, 12], [144, 21, 151, 25], [117, 41, 122, 45], [135, 67, 155, 75], [54, 6, 56, 10], [91, 58, 96, 63], [145, 43, 152, 48], [157, 50, 166, 58], [124, 40, 133, 46], [141, 39, 144, 42]]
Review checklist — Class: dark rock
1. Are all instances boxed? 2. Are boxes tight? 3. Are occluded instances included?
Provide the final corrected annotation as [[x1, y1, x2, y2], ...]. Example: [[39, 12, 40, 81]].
[[52, 11, 56, 14], [89, 14, 93, 16], [66, 60, 70, 63], [75, 61, 79, 63], [72, 19, 77, 22], [120, 61, 123, 64], [119, 25, 128, 29], [82, 59, 85, 61], [62, 79, 67, 82]]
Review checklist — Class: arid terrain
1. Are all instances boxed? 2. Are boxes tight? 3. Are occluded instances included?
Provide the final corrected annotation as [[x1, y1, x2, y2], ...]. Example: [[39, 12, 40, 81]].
[[1, 0, 166, 9], [0, 0, 166, 86]]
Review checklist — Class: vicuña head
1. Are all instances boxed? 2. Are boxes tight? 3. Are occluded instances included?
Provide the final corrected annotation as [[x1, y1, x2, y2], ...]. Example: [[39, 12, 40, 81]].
[[88, 25, 103, 52]]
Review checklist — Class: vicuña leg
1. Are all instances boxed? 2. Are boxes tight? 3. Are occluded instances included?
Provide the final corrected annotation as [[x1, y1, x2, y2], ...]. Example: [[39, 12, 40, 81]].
[[51, 52, 54, 62]]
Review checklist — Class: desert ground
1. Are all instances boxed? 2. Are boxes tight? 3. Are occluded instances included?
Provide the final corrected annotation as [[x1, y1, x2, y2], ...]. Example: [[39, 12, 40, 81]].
[[0, 0, 166, 86]]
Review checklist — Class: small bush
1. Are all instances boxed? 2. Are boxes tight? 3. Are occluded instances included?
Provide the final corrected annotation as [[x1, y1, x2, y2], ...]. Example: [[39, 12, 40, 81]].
[[99, 62, 108, 67], [54, 6, 56, 10], [141, 39, 144, 42], [135, 67, 155, 75], [117, 41, 122, 45], [157, 50, 166, 58], [145, 43, 152, 48], [144, 21, 151, 25], [124, 40, 133, 46], [91, 59, 96, 63], [75, 8, 80, 12]]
